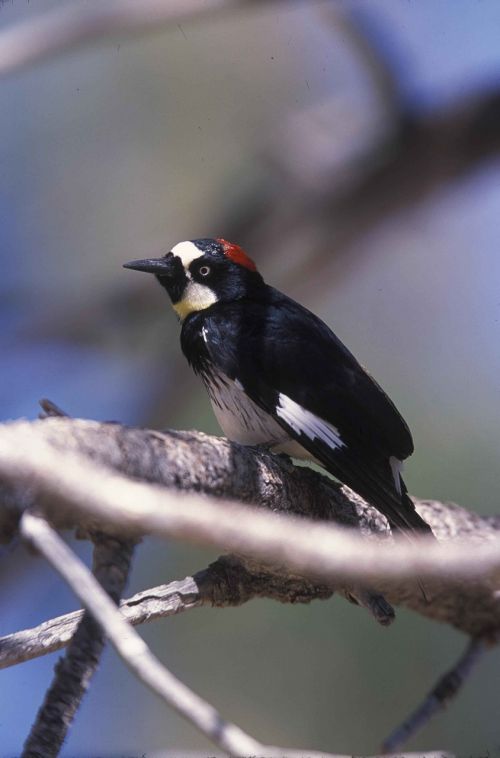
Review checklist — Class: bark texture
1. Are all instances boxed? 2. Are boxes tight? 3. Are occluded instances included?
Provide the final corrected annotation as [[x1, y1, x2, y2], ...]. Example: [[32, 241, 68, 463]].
[[0, 417, 499, 639]]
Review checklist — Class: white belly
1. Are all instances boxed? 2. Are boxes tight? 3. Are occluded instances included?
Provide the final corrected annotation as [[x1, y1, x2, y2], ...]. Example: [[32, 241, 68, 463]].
[[203, 370, 326, 464], [205, 370, 287, 447]]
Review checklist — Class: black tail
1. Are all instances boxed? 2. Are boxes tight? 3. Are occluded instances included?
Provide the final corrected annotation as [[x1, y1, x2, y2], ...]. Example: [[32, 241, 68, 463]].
[[387, 478, 434, 537], [378, 479, 433, 605], [309, 439, 434, 537], [342, 458, 434, 538]]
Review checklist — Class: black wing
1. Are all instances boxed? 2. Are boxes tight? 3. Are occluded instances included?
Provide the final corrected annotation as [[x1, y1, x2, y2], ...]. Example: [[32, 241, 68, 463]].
[[189, 290, 413, 456], [183, 291, 430, 533]]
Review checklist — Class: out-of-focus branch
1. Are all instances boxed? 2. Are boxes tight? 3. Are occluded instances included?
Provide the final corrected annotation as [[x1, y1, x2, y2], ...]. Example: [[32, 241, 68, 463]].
[[0, 0, 291, 76], [331, 8, 407, 117], [22, 533, 135, 758], [382, 637, 490, 752], [1, 418, 500, 638], [240, 84, 500, 293], [20, 512, 401, 758], [20, 512, 264, 757], [226, 10, 500, 291], [11, 518, 461, 755], [24, 401, 137, 756], [3, 417, 497, 752], [4, 545, 492, 752]]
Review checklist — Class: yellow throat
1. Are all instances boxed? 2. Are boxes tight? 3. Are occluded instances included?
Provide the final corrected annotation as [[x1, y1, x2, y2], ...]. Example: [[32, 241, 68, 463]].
[[172, 281, 218, 320]]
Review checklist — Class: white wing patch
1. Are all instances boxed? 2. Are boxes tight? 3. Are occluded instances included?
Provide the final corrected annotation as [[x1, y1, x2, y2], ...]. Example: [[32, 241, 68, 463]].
[[276, 393, 346, 450], [389, 456, 403, 495], [171, 240, 203, 269]]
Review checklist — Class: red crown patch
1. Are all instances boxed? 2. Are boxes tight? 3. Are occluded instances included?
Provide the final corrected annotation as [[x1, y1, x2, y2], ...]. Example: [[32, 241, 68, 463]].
[[217, 238, 257, 272]]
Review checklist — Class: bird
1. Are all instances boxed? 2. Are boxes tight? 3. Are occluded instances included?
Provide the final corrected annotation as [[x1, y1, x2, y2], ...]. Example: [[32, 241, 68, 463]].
[[124, 237, 433, 537]]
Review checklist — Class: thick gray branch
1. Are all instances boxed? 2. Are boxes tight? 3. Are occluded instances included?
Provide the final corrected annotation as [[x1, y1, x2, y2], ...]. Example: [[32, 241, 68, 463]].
[[0, 418, 499, 638]]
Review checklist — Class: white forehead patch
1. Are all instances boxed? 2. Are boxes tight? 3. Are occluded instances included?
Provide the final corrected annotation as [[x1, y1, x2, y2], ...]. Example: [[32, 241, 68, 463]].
[[171, 240, 203, 270]]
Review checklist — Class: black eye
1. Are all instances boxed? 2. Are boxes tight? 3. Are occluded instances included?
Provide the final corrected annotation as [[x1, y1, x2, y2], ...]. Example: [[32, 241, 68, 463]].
[[199, 265, 211, 277]]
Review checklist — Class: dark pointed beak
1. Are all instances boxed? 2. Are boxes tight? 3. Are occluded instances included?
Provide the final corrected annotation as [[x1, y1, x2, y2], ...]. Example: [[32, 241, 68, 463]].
[[123, 255, 176, 276]]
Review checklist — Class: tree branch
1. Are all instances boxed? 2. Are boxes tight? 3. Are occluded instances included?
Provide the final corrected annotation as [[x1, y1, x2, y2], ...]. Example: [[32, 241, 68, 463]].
[[0, 0, 291, 77], [0, 575, 205, 670], [3, 416, 496, 753], [22, 532, 135, 757], [1, 418, 499, 639], [14, 513, 455, 758], [0, 554, 338, 671], [20, 512, 407, 758], [225, 11, 500, 290], [19, 512, 265, 757], [382, 637, 490, 752]]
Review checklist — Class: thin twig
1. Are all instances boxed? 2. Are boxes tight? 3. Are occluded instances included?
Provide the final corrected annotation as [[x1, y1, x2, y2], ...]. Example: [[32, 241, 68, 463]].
[[382, 637, 490, 752], [0, 0, 290, 76], [0, 551, 337, 671], [19, 511, 264, 756], [0, 576, 205, 670], [38, 399, 69, 419], [23, 533, 135, 757]]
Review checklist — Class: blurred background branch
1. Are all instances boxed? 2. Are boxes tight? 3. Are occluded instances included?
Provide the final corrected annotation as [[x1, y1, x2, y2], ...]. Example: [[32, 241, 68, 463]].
[[382, 637, 490, 753], [0, 0, 292, 76], [20, 512, 267, 758]]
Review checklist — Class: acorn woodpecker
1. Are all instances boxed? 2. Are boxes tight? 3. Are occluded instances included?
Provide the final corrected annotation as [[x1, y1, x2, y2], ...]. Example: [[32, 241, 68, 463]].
[[124, 238, 432, 536]]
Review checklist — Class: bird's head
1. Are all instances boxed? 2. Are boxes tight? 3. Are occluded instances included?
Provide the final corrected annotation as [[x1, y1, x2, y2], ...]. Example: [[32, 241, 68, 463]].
[[124, 238, 263, 320]]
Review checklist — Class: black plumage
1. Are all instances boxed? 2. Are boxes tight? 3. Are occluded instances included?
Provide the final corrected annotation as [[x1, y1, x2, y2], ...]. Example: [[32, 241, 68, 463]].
[[124, 238, 432, 537]]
